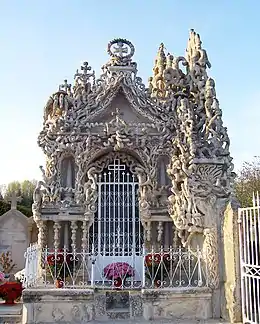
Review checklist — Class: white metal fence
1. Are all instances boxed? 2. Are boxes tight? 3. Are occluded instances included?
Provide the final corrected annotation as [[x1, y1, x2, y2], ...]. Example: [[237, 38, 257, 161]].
[[23, 245, 208, 290], [239, 194, 260, 324], [23, 243, 39, 288]]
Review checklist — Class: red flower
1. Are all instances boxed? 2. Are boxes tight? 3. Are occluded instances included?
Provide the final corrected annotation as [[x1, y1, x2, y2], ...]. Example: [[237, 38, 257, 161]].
[[145, 253, 163, 266], [0, 282, 23, 303]]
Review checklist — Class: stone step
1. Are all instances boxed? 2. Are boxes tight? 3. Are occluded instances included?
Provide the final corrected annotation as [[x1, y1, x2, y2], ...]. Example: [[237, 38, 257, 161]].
[[89, 320, 231, 323], [107, 307, 130, 320], [0, 315, 22, 324], [0, 303, 22, 324]]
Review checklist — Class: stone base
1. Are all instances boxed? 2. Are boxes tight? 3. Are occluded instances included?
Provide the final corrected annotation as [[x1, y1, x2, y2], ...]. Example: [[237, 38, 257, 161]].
[[142, 288, 212, 321], [94, 290, 142, 320], [22, 288, 94, 324], [22, 287, 216, 323], [0, 302, 22, 324]]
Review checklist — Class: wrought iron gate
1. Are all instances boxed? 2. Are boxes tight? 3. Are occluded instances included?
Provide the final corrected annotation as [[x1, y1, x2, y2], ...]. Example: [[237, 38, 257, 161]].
[[89, 159, 144, 282], [239, 196, 260, 324]]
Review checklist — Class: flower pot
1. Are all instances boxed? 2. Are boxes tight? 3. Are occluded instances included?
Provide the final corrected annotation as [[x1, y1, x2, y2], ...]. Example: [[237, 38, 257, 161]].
[[113, 278, 122, 289], [4, 298, 15, 305], [55, 279, 64, 288], [4, 275, 10, 282], [154, 279, 161, 288], [0, 282, 23, 305]]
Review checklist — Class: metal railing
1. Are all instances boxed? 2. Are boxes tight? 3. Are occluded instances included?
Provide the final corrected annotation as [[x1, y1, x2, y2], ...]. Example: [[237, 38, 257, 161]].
[[23, 244, 208, 290], [23, 243, 39, 288], [239, 194, 260, 324]]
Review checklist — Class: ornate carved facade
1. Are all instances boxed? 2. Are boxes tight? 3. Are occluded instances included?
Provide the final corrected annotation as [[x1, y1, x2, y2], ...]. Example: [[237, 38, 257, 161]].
[[33, 31, 235, 287]]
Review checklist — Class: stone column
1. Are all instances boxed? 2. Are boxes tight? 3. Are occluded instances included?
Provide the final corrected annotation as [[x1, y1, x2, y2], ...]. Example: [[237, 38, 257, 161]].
[[220, 199, 242, 323], [203, 227, 219, 289], [81, 221, 88, 251], [70, 221, 78, 251], [37, 220, 47, 249], [53, 221, 61, 250], [64, 221, 69, 248]]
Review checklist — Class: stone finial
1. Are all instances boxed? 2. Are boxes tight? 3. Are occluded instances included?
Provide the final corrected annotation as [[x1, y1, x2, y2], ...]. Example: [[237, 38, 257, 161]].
[[153, 43, 167, 76], [149, 43, 168, 97], [7, 192, 22, 210]]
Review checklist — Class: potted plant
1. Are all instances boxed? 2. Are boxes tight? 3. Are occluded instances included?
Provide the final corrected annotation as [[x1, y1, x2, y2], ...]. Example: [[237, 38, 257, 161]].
[[46, 249, 73, 288], [0, 271, 5, 285], [0, 281, 23, 305], [0, 252, 15, 281], [103, 262, 135, 289]]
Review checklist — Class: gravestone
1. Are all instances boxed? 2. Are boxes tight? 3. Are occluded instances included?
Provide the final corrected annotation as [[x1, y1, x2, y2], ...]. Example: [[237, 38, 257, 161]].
[[0, 193, 30, 272]]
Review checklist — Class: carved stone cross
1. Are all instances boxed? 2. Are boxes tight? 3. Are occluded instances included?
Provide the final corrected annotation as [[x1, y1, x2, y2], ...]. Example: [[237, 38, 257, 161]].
[[59, 79, 71, 93], [8, 192, 22, 210], [81, 62, 92, 74], [113, 42, 128, 57], [111, 108, 125, 128], [112, 107, 123, 118]]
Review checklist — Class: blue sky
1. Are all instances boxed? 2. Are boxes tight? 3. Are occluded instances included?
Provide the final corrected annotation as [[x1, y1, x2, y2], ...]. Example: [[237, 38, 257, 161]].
[[0, 0, 259, 184]]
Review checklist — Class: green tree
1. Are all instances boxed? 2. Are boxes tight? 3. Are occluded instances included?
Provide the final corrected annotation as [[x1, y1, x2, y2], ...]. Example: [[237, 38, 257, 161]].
[[20, 180, 37, 207], [0, 200, 32, 217], [0, 180, 36, 216], [3, 180, 36, 208], [234, 156, 260, 207]]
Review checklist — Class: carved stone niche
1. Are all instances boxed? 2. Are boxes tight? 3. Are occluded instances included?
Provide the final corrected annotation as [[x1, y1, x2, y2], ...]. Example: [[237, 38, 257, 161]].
[[77, 148, 174, 246], [60, 155, 76, 189]]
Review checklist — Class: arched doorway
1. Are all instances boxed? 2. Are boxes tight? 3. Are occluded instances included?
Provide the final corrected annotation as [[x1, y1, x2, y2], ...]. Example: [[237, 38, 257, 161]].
[[89, 158, 144, 283]]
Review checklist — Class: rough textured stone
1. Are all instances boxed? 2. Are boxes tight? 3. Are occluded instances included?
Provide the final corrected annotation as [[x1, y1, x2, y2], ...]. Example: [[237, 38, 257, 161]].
[[0, 302, 22, 324], [0, 208, 30, 272], [22, 289, 94, 324], [221, 200, 242, 323], [26, 32, 236, 324], [142, 289, 212, 321], [129, 291, 142, 318]]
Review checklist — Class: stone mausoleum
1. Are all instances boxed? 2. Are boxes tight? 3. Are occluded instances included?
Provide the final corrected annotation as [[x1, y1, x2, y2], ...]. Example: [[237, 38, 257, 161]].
[[22, 30, 241, 323]]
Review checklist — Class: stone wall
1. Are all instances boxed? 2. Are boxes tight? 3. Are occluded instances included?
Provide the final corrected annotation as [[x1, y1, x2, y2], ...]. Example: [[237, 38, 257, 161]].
[[22, 288, 214, 322], [22, 289, 94, 324], [142, 289, 212, 321]]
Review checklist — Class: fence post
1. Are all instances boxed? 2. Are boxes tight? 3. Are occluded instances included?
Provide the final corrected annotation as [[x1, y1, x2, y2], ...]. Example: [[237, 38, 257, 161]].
[[91, 244, 95, 287], [142, 245, 146, 288]]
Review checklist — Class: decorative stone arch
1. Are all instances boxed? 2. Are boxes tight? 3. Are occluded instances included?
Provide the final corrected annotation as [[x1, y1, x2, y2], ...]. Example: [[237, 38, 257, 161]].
[[84, 151, 147, 255], [82, 150, 152, 243]]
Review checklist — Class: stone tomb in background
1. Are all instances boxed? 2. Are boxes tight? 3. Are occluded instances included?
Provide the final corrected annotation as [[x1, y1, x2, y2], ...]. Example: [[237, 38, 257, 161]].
[[0, 203, 31, 272]]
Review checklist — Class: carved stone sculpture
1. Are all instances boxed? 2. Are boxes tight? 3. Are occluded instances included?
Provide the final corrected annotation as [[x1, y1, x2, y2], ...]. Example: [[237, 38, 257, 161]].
[[33, 34, 234, 289]]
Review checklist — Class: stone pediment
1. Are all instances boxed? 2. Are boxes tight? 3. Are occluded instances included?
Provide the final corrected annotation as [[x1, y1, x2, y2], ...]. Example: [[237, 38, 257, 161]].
[[89, 92, 157, 125]]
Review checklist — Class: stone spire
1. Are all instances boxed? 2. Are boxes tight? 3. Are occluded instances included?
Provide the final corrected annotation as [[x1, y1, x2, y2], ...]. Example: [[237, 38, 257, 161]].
[[149, 43, 168, 98]]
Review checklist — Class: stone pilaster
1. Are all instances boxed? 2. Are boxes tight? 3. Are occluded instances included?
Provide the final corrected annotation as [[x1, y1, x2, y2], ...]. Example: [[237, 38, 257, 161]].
[[221, 199, 242, 323]]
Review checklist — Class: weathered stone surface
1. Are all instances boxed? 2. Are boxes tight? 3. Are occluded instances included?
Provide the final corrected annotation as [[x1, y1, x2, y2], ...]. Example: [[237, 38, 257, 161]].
[[221, 199, 242, 323], [142, 289, 212, 321], [28, 31, 236, 324], [129, 291, 142, 318], [0, 209, 30, 272], [22, 289, 94, 324], [0, 302, 22, 324]]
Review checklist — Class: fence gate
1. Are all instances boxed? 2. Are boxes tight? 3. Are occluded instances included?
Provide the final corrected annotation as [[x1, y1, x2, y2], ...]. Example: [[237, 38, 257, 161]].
[[239, 197, 260, 324], [89, 159, 144, 283]]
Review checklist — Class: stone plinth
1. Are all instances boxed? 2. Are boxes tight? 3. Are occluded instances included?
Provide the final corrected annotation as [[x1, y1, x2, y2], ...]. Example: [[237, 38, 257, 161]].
[[142, 288, 212, 321], [0, 302, 22, 323], [22, 288, 94, 324]]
